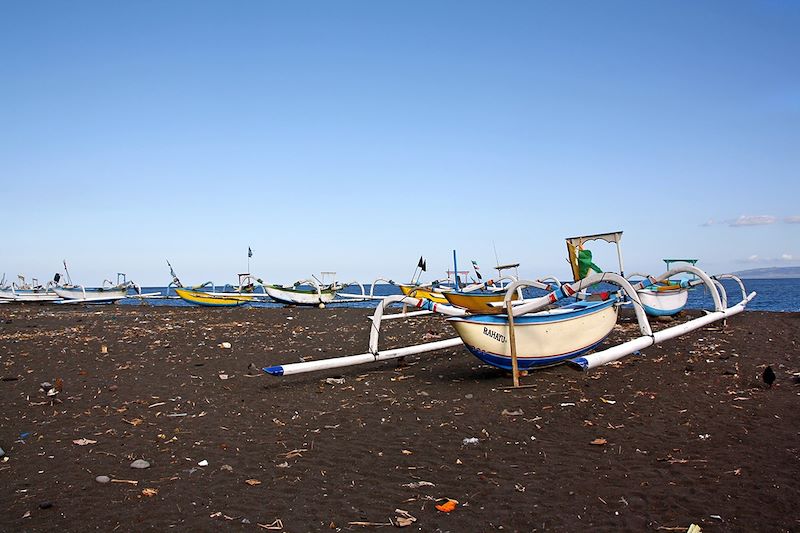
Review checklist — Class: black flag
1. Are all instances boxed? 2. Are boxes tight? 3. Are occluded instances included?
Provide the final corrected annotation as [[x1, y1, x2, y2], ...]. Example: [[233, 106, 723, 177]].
[[422, 259, 427, 272], [248, 247, 253, 258]]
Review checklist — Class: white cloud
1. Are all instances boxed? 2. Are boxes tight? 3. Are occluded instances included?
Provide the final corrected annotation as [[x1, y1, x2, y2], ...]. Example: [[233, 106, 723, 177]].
[[738, 253, 797, 264], [730, 215, 777, 226], [700, 219, 715, 227], [784, 216, 800, 224]]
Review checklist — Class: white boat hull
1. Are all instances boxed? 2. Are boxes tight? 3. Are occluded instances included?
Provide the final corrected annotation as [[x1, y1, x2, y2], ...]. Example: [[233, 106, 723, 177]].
[[448, 299, 619, 370], [637, 287, 689, 316], [53, 286, 128, 303], [265, 285, 338, 306], [0, 289, 61, 302]]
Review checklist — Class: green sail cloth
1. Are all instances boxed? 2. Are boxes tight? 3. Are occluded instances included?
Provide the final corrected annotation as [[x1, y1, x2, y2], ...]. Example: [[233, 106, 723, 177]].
[[578, 249, 602, 279]]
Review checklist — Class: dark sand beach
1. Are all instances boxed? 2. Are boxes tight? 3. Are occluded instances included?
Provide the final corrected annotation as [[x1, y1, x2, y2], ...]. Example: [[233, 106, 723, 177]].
[[0, 305, 798, 532]]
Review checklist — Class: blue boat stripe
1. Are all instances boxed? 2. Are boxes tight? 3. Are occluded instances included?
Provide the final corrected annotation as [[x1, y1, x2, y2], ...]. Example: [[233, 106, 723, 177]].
[[449, 298, 616, 325]]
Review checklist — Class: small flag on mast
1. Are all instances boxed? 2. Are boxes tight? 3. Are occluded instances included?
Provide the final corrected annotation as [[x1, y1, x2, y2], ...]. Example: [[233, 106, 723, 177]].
[[472, 260, 482, 280], [248, 247, 253, 258]]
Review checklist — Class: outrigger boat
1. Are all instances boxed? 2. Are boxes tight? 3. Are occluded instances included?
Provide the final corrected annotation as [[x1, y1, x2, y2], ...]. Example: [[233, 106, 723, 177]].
[[566, 233, 703, 317], [394, 255, 453, 304], [264, 272, 346, 307], [626, 259, 699, 316], [52, 263, 133, 304], [174, 286, 250, 307], [0, 274, 60, 303], [167, 262, 253, 307], [0, 275, 61, 303], [263, 239, 755, 388]]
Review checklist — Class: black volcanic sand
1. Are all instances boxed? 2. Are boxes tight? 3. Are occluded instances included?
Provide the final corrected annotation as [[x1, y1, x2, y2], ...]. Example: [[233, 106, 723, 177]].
[[0, 304, 798, 532]]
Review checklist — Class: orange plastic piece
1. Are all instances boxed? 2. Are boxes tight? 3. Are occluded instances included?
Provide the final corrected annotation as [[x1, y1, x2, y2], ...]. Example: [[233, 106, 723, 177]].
[[435, 498, 458, 512]]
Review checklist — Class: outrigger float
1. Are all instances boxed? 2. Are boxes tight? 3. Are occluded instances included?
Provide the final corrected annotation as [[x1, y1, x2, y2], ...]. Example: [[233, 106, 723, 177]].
[[263, 251, 755, 387]]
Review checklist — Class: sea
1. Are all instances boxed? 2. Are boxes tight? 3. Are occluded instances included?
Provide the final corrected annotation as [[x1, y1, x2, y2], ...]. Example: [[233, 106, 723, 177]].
[[121, 278, 800, 312]]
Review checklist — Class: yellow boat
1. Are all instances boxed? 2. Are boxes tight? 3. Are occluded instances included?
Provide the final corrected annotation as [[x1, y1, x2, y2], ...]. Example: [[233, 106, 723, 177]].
[[398, 284, 451, 304], [175, 288, 251, 307], [443, 290, 520, 314]]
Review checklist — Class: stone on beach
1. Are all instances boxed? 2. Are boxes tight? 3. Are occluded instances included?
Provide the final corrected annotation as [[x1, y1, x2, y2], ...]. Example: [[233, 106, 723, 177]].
[[130, 459, 151, 469]]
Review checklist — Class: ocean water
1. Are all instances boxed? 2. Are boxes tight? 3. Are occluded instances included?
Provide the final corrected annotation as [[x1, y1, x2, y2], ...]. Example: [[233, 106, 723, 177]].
[[120, 278, 799, 312]]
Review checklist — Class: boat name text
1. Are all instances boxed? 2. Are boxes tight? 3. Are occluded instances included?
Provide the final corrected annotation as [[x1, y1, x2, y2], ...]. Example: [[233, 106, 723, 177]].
[[483, 327, 506, 343]]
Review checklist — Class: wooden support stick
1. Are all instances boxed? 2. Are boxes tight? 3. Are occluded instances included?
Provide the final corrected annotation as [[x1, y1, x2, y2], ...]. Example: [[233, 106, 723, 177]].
[[507, 306, 520, 388]]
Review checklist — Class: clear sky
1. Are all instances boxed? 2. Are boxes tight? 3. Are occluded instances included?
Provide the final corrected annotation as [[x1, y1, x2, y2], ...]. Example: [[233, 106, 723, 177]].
[[2, 1, 798, 285]]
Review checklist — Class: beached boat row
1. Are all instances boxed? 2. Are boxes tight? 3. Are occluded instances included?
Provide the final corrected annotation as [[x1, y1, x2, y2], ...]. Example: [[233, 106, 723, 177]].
[[262, 232, 756, 384]]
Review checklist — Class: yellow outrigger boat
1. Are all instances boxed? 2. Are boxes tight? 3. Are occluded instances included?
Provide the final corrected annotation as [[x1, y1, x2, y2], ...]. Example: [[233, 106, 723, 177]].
[[398, 283, 451, 304], [174, 287, 251, 307], [442, 289, 520, 313]]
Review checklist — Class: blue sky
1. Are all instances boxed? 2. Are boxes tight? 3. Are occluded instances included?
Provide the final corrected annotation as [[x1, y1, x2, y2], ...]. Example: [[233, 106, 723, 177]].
[[1, 1, 798, 285]]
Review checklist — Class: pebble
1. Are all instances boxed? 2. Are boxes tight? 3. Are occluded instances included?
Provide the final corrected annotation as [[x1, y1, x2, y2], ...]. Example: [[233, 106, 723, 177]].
[[95, 475, 111, 483], [0, 446, 5, 458], [39, 501, 53, 509], [108, 384, 118, 392], [130, 459, 151, 469], [465, 394, 473, 399]]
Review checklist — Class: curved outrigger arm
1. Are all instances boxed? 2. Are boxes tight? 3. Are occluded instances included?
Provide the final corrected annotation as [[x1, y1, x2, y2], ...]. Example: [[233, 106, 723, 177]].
[[630, 266, 723, 311], [501, 273, 655, 337], [569, 270, 755, 371], [293, 278, 323, 298], [369, 278, 394, 297], [262, 293, 467, 377], [713, 274, 749, 306], [368, 294, 468, 354]]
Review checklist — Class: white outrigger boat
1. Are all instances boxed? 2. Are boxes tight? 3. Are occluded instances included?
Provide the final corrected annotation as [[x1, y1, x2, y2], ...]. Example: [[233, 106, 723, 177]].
[[52, 263, 133, 304], [264, 272, 352, 308], [262, 244, 755, 387], [0, 275, 62, 303], [566, 232, 705, 317]]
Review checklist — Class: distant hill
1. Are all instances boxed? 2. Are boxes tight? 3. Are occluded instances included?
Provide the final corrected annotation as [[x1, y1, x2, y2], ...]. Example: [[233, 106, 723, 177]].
[[730, 266, 800, 279]]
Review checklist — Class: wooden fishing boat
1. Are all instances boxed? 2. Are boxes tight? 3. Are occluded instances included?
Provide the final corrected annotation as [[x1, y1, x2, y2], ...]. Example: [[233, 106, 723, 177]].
[[52, 263, 132, 304], [262, 265, 755, 383], [398, 283, 451, 304], [174, 287, 250, 307], [264, 272, 345, 307], [566, 233, 699, 317], [53, 284, 129, 303], [0, 276, 61, 303], [442, 289, 518, 313], [265, 283, 339, 306], [635, 281, 689, 316], [448, 297, 619, 370]]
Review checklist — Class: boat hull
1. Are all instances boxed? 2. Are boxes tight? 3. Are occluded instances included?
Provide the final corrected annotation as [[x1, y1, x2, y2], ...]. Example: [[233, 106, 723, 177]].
[[443, 290, 519, 313], [637, 286, 689, 316], [0, 289, 61, 302], [265, 285, 338, 306], [448, 299, 619, 370], [53, 286, 128, 303], [174, 288, 249, 307], [398, 284, 450, 304]]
